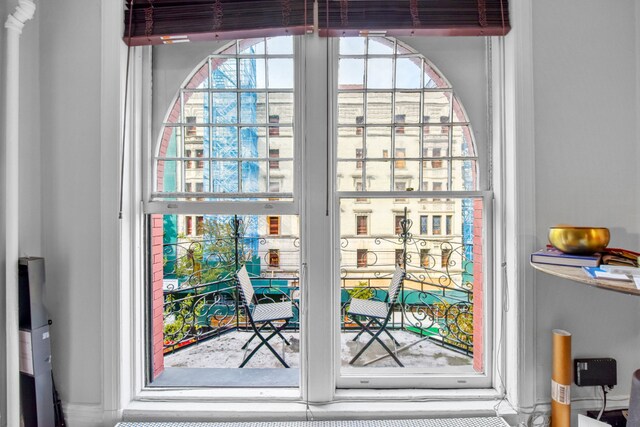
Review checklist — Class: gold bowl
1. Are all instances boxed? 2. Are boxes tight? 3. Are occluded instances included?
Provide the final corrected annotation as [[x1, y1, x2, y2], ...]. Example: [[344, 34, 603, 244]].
[[548, 226, 610, 255]]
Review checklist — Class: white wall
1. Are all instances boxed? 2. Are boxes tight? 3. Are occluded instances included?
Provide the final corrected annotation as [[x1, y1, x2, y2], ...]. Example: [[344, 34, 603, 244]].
[[0, 0, 7, 421], [39, 0, 103, 409], [532, 0, 640, 414]]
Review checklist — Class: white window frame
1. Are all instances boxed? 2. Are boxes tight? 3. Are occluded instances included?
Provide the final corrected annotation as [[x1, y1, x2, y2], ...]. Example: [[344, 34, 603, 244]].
[[102, 0, 537, 418], [330, 36, 493, 389]]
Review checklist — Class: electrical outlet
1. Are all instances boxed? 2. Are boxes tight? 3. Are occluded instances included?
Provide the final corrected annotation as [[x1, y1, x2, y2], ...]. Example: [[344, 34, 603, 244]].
[[574, 358, 617, 387]]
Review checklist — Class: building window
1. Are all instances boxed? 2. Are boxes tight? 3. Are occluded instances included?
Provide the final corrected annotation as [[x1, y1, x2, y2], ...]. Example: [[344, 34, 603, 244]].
[[420, 249, 430, 268], [446, 215, 452, 235], [431, 148, 443, 168], [432, 215, 442, 235], [186, 116, 197, 136], [420, 215, 428, 234], [269, 114, 280, 136], [394, 215, 405, 235], [196, 149, 204, 168], [394, 148, 406, 169], [268, 249, 280, 267], [267, 216, 280, 235], [356, 215, 368, 235], [395, 249, 404, 268], [441, 248, 451, 268], [355, 148, 363, 169], [195, 216, 204, 235], [186, 216, 193, 235], [440, 115, 449, 134], [269, 148, 280, 170], [357, 249, 368, 268], [395, 114, 406, 134], [355, 115, 364, 136]]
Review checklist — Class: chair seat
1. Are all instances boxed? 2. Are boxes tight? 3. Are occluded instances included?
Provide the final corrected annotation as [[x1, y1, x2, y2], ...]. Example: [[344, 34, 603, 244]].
[[348, 298, 388, 319], [252, 301, 294, 322]]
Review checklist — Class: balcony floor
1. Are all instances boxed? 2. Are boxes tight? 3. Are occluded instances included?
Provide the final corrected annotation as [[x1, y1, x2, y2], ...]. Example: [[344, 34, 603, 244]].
[[156, 330, 473, 387]]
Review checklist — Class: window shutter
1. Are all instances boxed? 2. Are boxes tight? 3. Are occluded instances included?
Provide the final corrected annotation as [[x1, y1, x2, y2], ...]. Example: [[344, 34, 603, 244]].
[[318, 0, 510, 37], [124, 0, 313, 46]]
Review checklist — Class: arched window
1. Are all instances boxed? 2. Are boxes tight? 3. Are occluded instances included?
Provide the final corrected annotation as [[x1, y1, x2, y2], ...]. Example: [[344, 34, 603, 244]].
[[336, 37, 487, 382], [147, 35, 491, 389], [154, 37, 296, 202]]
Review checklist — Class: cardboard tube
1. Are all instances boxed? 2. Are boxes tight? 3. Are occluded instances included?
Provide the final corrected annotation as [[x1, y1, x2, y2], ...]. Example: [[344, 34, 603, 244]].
[[551, 329, 572, 427], [628, 369, 640, 427]]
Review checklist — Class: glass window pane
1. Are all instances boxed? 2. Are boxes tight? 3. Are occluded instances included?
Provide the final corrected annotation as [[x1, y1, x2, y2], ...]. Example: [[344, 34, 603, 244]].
[[365, 127, 391, 159], [240, 58, 266, 89], [240, 127, 266, 158], [187, 62, 210, 89], [239, 38, 265, 55], [156, 160, 182, 193], [268, 92, 293, 124], [396, 58, 421, 89], [339, 58, 365, 89], [338, 93, 364, 125], [424, 63, 450, 89], [211, 127, 238, 158], [336, 161, 363, 191], [158, 126, 181, 158], [368, 37, 394, 55], [453, 96, 471, 124], [423, 159, 449, 186], [267, 36, 293, 54], [423, 91, 451, 121], [211, 92, 238, 124], [183, 91, 209, 123], [366, 92, 392, 124], [337, 127, 363, 159], [367, 58, 393, 89], [395, 132, 421, 158], [212, 161, 239, 193], [395, 92, 421, 123], [451, 126, 476, 157], [210, 58, 236, 89], [340, 37, 366, 55], [267, 58, 294, 89], [241, 161, 267, 192], [240, 92, 267, 124], [451, 160, 478, 191], [339, 197, 480, 370], [365, 161, 391, 191], [394, 161, 420, 190], [271, 160, 293, 193], [270, 130, 293, 159]]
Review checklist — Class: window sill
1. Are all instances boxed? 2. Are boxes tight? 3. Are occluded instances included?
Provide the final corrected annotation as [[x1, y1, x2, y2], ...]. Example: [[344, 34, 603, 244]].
[[122, 389, 516, 422]]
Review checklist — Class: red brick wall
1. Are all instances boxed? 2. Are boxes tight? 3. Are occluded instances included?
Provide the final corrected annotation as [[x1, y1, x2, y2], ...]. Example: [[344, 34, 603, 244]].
[[151, 214, 165, 378], [472, 198, 484, 373]]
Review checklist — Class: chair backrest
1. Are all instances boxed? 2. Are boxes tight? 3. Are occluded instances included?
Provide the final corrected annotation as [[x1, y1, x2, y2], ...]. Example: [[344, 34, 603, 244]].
[[236, 265, 255, 306], [386, 265, 405, 305]]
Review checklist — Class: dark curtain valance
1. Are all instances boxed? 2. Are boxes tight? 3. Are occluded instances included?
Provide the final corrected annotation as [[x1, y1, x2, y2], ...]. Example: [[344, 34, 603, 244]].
[[318, 0, 510, 37], [123, 0, 313, 46]]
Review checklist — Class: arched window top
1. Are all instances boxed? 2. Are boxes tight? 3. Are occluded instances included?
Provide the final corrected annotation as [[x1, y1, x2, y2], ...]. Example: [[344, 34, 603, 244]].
[[154, 37, 296, 202], [336, 36, 478, 193]]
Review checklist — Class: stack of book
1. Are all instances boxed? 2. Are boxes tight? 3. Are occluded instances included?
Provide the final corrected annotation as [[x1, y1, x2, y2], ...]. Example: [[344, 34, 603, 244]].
[[530, 247, 601, 267]]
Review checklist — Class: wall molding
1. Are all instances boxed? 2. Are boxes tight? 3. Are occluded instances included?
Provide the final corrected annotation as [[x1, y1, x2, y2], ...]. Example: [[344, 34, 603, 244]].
[[499, 0, 537, 412], [63, 403, 104, 426]]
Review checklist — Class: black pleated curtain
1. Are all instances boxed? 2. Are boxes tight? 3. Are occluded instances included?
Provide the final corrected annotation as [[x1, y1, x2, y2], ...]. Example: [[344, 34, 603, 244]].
[[123, 0, 510, 46], [123, 0, 314, 46], [318, 0, 510, 37]]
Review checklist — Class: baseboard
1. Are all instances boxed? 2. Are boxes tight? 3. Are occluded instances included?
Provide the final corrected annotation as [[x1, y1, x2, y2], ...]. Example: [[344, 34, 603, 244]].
[[62, 403, 104, 427]]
